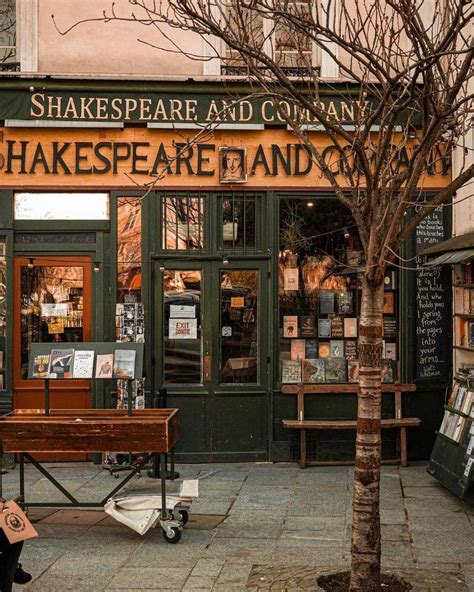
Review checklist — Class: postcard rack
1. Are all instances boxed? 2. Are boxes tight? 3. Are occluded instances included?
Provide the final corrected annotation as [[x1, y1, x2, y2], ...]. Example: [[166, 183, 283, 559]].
[[28, 342, 144, 416]]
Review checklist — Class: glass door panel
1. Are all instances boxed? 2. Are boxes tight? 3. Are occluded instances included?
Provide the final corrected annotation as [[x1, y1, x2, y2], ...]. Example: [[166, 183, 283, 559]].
[[19, 265, 85, 380], [163, 269, 203, 384], [220, 270, 259, 384]]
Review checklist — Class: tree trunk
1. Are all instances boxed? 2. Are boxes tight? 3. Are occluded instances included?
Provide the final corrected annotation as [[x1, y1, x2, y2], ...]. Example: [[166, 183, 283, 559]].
[[349, 276, 385, 592]]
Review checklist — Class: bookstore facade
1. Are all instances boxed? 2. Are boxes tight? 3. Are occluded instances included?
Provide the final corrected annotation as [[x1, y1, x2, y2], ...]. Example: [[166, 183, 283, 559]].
[[0, 80, 454, 462]]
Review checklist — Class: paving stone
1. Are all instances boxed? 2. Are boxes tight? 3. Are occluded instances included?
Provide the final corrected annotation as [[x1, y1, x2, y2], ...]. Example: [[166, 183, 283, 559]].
[[203, 537, 277, 563], [190, 558, 225, 577], [38, 509, 106, 525], [182, 575, 217, 590], [109, 567, 190, 589], [215, 562, 253, 584]]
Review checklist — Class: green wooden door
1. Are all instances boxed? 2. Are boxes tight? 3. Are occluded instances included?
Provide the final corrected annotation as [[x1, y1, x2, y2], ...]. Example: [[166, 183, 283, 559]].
[[154, 259, 270, 461]]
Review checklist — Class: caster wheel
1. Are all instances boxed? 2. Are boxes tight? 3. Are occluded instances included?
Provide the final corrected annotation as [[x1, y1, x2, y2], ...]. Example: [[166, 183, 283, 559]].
[[175, 510, 189, 525], [162, 527, 182, 544], [114, 473, 120, 479]]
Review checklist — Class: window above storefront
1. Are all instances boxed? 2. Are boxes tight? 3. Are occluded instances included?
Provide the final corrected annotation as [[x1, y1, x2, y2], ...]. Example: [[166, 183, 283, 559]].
[[14, 193, 110, 221]]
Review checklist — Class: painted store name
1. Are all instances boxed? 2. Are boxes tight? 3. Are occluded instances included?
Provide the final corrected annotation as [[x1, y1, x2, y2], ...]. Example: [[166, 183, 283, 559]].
[[29, 92, 367, 124], [1, 140, 450, 177]]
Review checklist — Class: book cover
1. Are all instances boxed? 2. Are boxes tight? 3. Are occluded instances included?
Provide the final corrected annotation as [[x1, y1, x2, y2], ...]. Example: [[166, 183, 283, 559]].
[[283, 316, 298, 338], [32, 354, 50, 379], [383, 317, 397, 338], [330, 340, 344, 358], [305, 339, 318, 358], [460, 390, 474, 416], [318, 318, 331, 338], [318, 342, 331, 358], [320, 292, 335, 314], [347, 360, 359, 382], [447, 382, 460, 407], [331, 316, 344, 338], [302, 359, 325, 383], [113, 350, 137, 379], [337, 291, 353, 314], [73, 350, 95, 379], [325, 358, 347, 383], [281, 360, 301, 384], [291, 339, 306, 361], [384, 342, 397, 361], [49, 349, 75, 379], [383, 292, 395, 314], [469, 322, 474, 347], [382, 359, 395, 383], [300, 316, 316, 337], [96, 354, 113, 379], [344, 339, 358, 360], [344, 317, 358, 338]]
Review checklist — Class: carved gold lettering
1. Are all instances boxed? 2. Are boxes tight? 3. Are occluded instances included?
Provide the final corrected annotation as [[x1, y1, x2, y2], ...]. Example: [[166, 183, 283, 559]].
[[185, 99, 197, 121], [95, 98, 108, 120], [124, 98, 138, 120], [139, 98, 152, 120], [153, 99, 169, 121], [30, 93, 45, 118], [206, 100, 221, 121], [47, 96, 63, 119], [80, 97, 95, 119], [261, 100, 275, 122], [63, 97, 79, 119], [110, 98, 123, 120]]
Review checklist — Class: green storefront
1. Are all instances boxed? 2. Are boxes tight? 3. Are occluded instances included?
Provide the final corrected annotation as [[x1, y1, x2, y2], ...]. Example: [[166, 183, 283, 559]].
[[0, 78, 453, 463]]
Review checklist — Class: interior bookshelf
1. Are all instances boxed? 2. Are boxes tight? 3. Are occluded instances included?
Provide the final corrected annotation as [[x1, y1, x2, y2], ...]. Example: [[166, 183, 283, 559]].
[[453, 262, 474, 373]]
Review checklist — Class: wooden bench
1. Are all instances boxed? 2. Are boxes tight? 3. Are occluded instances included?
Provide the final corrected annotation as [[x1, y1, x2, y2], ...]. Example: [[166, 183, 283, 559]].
[[282, 383, 419, 468]]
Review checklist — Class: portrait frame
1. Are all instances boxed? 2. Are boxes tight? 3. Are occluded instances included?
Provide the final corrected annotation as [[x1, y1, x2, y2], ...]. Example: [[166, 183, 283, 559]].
[[219, 146, 248, 183]]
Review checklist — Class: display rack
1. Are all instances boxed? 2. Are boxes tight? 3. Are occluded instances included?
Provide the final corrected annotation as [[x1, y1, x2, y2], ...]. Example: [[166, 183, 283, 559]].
[[427, 375, 474, 499], [0, 342, 185, 543]]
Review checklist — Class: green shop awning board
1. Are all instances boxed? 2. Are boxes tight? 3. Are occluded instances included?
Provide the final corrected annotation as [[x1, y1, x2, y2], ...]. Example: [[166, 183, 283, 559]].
[[421, 232, 474, 266]]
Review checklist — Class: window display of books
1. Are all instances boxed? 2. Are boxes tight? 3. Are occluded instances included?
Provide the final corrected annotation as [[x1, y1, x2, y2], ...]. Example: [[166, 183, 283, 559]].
[[31, 348, 137, 380], [279, 270, 398, 384]]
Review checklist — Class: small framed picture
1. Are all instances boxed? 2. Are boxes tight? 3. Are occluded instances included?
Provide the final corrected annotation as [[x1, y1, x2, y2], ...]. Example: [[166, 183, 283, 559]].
[[219, 147, 247, 183], [383, 292, 395, 314]]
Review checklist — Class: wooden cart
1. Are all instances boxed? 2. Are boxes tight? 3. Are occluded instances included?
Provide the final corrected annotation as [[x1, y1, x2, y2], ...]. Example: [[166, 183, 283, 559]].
[[0, 407, 186, 543]]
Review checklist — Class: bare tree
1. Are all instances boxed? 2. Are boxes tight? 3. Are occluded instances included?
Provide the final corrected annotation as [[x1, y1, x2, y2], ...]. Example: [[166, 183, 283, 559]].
[[55, 1, 473, 589]]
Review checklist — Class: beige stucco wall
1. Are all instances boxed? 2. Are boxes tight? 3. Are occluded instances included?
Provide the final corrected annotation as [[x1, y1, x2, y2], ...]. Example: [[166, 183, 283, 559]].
[[39, 0, 203, 76]]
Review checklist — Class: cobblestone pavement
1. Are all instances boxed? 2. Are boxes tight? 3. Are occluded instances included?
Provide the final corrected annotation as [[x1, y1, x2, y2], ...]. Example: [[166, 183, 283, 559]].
[[0, 462, 472, 591]]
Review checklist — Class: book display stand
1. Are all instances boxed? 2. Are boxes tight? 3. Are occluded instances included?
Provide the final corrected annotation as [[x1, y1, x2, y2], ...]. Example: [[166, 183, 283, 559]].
[[0, 343, 186, 544], [428, 375, 474, 499]]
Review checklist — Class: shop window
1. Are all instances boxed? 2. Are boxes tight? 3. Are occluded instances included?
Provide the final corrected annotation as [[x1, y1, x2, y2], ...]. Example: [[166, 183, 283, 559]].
[[163, 270, 202, 384], [14, 193, 109, 221], [20, 265, 84, 380], [221, 193, 258, 253], [117, 197, 142, 304], [0, 239, 6, 390], [278, 198, 398, 385], [161, 194, 204, 251], [220, 270, 259, 384], [0, 0, 18, 71], [221, 1, 320, 76]]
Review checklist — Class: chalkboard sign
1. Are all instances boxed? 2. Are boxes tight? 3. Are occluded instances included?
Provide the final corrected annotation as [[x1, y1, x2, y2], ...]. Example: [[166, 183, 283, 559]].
[[415, 208, 449, 381]]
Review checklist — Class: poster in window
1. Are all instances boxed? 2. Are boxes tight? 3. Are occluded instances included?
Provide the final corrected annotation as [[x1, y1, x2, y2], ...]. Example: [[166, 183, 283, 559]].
[[344, 318, 358, 338], [320, 292, 335, 314], [331, 316, 344, 338], [284, 268, 299, 291]]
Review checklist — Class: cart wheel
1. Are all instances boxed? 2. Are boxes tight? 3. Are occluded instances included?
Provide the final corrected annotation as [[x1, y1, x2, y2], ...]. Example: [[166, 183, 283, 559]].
[[114, 472, 120, 479], [162, 527, 182, 544], [177, 510, 189, 525]]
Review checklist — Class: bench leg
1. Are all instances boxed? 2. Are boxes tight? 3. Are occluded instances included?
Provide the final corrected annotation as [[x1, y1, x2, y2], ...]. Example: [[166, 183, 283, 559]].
[[299, 429, 307, 469], [400, 427, 407, 467]]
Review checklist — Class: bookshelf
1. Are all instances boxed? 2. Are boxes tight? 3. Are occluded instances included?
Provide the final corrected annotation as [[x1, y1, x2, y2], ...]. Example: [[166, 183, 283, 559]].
[[427, 375, 474, 498]]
